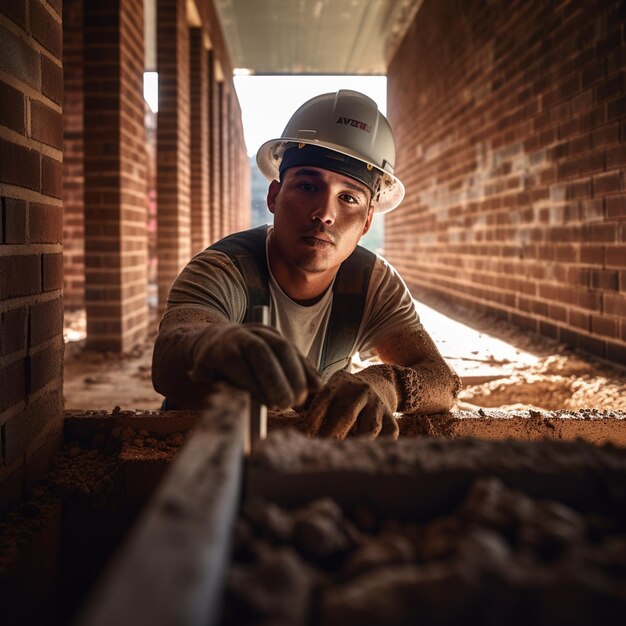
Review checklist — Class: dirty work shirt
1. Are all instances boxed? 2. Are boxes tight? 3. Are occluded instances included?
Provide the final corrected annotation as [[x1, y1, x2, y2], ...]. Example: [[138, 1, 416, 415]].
[[164, 229, 423, 381]]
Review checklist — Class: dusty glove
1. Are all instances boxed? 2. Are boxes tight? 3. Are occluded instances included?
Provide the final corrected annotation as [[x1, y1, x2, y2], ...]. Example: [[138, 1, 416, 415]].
[[188, 323, 321, 409], [303, 365, 410, 440]]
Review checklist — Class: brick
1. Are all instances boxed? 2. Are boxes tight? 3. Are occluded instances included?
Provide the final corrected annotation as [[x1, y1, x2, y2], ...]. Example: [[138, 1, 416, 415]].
[[569, 309, 590, 331], [0, 306, 27, 356], [580, 244, 604, 264], [593, 171, 623, 194], [607, 95, 626, 120], [606, 341, 626, 364], [606, 195, 626, 219], [591, 314, 618, 338], [0, 80, 25, 134], [23, 404, 63, 492], [29, 203, 62, 243], [42, 252, 63, 291], [30, 297, 62, 345], [41, 55, 63, 104], [0, 23, 41, 88], [0, 255, 41, 299], [577, 333, 606, 358], [0, 0, 26, 27], [31, 100, 63, 150], [4, 197, 27, 244], [2, 387, 61, 466], [41, 155, 62, 198], [592, 122, 620, 147], [606, 144, 626, 168], [29, 0, 62, 57], [604, 292, 626, 316], [582, 222, 617, 243], [0, 359, 26, 412], [594, 74, 624, 102], [591, 269, 619, 291], [27, 342, 62, 395], [606, 245, 626, 268], [0, 139, 41, 191]]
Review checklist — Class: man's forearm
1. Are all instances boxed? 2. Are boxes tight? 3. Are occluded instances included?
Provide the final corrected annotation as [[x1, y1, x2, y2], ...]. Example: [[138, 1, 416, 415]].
[[152, 325, 216, 408], [356, 361, 461, 415]]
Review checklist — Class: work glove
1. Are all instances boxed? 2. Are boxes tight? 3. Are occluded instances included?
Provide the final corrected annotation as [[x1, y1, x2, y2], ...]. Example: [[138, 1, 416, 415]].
[[303, 364, 415, 440], [188, 323, 321, 409]]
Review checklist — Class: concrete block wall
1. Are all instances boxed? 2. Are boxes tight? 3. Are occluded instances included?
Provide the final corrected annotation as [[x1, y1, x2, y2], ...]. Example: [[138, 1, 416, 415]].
[[0, 1, 64, 513], [386, 0, 626, 364]]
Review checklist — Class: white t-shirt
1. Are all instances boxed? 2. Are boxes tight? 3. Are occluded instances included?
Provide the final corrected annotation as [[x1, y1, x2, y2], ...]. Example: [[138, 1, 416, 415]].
[[164, 229, 423, 380]]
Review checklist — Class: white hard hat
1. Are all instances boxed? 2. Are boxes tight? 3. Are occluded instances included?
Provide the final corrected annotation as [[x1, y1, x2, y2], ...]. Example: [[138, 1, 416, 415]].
[[256, 90, 405, 213]]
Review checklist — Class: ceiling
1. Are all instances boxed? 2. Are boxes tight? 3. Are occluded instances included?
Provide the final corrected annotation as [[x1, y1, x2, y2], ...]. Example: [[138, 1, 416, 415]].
[[212, 0, 423, 75]]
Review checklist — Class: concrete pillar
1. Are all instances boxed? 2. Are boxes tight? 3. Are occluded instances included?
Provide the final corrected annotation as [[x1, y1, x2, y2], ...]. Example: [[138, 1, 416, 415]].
[[83, 0, 149, 351], [156, 0, 190, 309], [189, 27, 209, 254], [62, 0, 84, 310]]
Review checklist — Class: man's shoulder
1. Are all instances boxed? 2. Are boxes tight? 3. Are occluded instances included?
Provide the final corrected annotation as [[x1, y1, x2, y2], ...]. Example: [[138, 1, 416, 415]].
[[208, 225, 270, 256]]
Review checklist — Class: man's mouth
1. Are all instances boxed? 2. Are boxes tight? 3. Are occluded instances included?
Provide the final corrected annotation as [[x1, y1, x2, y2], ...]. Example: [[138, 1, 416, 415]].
[[301, 230, 335, 247]]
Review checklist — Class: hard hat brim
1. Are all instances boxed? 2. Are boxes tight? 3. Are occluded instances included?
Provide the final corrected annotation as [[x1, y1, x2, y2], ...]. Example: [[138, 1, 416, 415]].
[[256, 137, 405, 214]]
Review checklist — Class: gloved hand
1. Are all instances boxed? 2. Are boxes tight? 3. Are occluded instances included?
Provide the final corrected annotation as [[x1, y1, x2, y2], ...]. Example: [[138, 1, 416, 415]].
[[302, 366, 403, 440], [188, 323, 321, 409]]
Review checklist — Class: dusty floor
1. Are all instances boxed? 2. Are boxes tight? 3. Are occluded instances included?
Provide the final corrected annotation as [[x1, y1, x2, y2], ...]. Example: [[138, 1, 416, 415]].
[[63, 296, 626, 412]]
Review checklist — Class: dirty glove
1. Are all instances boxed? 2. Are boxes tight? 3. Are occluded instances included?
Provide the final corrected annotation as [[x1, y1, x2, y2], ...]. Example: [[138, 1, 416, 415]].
[[303, 364, 417, 440], [188, 323, 321, 409]]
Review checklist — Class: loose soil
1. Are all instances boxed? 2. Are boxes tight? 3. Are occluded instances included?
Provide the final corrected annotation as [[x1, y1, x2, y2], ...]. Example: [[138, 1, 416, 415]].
[[63, 301, 626, 412]]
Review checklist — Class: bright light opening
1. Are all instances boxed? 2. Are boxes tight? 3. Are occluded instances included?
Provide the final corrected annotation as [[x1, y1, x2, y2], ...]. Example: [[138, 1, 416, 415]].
[[143, 71, 158, 113]]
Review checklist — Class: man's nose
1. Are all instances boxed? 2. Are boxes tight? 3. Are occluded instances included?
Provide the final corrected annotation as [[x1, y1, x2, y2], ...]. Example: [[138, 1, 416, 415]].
[[310, 190, 337, 225]]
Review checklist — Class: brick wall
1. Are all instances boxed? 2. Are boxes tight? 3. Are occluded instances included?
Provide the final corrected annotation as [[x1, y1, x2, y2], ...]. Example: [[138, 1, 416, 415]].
[[62, 0, 84, 310], [0, 0, 64, 513], [189, 27, 210, 254], [386, 0, 626, 364], [156, 0, 191, 309], [208, 53, 221, 243], [83, 0, 148, 352]]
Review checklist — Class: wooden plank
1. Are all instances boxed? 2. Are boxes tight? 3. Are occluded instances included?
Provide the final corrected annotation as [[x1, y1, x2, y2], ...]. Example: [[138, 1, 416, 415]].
[[76, 389, 248, 626]]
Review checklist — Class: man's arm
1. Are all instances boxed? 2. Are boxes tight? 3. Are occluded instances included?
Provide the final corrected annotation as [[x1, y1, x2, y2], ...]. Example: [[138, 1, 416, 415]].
[[152, 307, 321, 410], [303, 326, 461, 439]]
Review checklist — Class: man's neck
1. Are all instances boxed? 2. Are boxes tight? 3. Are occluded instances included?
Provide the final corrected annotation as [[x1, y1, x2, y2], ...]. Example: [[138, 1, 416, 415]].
[[267, 234, 337, 305]]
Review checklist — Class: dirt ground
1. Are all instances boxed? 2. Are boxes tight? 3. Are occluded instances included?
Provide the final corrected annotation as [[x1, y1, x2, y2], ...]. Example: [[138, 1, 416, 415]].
[[62, 297, 626, 413]]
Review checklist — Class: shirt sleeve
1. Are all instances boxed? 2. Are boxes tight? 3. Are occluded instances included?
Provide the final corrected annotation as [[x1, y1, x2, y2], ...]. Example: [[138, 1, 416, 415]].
[[356, 255, 423, 359], [163, 249, 247, 323]]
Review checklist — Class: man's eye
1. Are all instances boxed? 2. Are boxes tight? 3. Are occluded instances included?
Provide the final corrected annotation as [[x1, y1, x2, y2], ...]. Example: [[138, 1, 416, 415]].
[[340, 193, 359, 204], [298, 182, 316, 192]]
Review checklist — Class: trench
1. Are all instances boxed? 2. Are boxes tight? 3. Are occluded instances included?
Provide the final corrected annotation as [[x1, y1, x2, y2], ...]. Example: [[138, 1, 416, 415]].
[[1, 395, 625, 626]]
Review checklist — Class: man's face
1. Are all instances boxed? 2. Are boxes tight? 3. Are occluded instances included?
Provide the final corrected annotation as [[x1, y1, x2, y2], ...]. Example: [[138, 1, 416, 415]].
[[267, 166, 374, 275]]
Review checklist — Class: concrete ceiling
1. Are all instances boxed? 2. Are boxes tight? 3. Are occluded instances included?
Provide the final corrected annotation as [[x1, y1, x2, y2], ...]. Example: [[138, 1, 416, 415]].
[[212, 0, 423, 75]]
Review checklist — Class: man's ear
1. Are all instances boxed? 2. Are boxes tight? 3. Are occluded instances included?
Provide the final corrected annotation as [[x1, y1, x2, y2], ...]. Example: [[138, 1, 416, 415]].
[[362, 205, 375, 235], [267, 179, 281, 214]]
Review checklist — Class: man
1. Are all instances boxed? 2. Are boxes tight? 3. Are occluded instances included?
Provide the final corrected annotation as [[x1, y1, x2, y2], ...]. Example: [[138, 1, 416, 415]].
[[152, 90, 460, 439]]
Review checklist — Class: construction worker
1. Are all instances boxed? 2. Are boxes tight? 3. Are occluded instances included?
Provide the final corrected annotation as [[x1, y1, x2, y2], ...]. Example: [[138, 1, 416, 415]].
[[152, 90, 460, 439]]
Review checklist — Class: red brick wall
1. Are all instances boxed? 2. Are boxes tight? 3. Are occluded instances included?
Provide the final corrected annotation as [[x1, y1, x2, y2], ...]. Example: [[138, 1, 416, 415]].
[[62, 0, 84, 310], [386, 0, 626, 364], [83, 0, 148, 352], [208, 54, 221, 243], [189, 27, 210, 254], [156, 0, 191, 309], [0, 0, 64, 513]]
